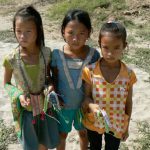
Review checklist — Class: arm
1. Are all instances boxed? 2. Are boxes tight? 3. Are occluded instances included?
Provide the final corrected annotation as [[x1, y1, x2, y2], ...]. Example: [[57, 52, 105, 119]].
[[4, 66, 30, 108], [122, 86, 133, 141], [44, 63, 54, 95], [82, 81, 99, 113], [51, 66, 58, 92], [3, 65, 13, 85], [125, 86, 133, 124]]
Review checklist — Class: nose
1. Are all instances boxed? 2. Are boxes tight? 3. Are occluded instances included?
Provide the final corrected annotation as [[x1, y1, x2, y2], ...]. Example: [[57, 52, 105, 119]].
[[107, 51, 113, 56], [72, 35, 78, 42], [20, 32, 27, 39]]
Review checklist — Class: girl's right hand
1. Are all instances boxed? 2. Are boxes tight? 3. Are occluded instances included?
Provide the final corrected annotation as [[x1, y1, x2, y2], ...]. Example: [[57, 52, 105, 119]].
[[19, 94, 31, 108], [89, 103, 100, 114]]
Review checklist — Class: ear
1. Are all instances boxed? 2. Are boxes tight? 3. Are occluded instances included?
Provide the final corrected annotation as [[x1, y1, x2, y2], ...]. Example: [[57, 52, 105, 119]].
[[124, 42, 127, 48], [98, 40, 101, 48]]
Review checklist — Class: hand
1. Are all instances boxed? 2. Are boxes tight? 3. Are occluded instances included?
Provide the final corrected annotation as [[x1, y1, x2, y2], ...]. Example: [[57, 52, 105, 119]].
[[44, 84, 54, 96], [89, 103, 100, 114], [19, 94, 31, 108], [122, 129, 129, 141]]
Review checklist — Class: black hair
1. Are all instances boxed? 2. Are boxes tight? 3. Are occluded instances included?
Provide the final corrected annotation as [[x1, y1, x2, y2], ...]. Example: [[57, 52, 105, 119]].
[[13, 5, 45, 47], [61, 9, 92, 38], [99, 22, 127, 47]]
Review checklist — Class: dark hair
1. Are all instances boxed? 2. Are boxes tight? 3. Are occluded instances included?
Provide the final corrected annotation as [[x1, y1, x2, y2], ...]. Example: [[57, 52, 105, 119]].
[[13, 5, 45, 47], [61, 9, 92, 37], [99, 22, 127, 47]]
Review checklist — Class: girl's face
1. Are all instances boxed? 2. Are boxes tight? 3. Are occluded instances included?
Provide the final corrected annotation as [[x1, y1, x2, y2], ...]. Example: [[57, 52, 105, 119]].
[[15, 17, 37, 49], [63, 20, 89, 51], [99, 32, 126, 64]]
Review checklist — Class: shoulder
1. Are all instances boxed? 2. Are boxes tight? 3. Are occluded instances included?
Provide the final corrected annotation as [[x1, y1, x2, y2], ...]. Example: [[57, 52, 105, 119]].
[[52, 48, 63, 58], [3, 49, 18, 69], [42, 46, 51, 55], [121, 61, 137, 85], [88, 46, 100, 63], [5, 49, 18, 61], [85, 61, 98, 71], [121, 62, 134, 74], [89, 47, 99, 54]]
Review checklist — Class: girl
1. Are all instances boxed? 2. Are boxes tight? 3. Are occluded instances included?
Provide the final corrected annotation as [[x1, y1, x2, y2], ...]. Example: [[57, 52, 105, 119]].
[[3, 5, 59, 150], [82, 22, 137, 150], [51, 9, 100, 150]]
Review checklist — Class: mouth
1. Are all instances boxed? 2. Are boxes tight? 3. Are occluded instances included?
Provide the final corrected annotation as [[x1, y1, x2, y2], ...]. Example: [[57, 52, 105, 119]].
[[20, 40, 27, 44]]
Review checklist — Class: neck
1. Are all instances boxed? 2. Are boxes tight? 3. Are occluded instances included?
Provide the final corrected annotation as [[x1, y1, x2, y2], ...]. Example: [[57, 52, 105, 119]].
[[65, 44, 87, 55], [20, 45, 39, 55], [101, 58, 120, 69]]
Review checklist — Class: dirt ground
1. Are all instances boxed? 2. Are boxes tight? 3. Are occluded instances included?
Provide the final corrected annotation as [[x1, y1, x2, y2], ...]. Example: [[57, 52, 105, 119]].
[[0, 0, 150, 150]]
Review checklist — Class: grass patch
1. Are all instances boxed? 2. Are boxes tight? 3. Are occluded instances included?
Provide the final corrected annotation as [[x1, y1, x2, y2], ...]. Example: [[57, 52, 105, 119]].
[[0, 0, 14, 5], [123, 47, 150, 73], [47, 0, 127, 21], [136, 25, 150, 41], [112, 0, 127, 10], [132, 121, 150, 150], [0, 119, 18, 150], [0, 30, 16, 42], [127, 35, 136, 43]]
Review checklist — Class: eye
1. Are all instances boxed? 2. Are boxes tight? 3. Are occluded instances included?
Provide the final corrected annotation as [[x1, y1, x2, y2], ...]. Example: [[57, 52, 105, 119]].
[[80, 32, 85, 35], [101, 45, 108, 50], [68, 31, 74, 35], [114, 47, 121, 51], [16, 30, 21, 33]]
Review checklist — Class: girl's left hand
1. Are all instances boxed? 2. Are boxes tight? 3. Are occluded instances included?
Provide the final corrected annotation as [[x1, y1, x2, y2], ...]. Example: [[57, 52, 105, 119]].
[[122, 129, 129, 141], [44, 84, 54, 96]]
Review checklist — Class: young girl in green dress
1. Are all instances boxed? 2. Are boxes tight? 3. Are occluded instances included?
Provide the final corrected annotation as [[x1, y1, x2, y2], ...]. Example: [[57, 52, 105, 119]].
[[3, 5, 59, 150]]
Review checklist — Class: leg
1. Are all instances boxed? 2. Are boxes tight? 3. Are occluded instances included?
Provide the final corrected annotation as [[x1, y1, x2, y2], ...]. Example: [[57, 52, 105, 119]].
[[56, 132, 68, 150], [38, 144, 47, 150], [56, 109, 73, 150], [104, 133, 121, 150], [78, 129, 88, 150], [87, 129, 102, 150]]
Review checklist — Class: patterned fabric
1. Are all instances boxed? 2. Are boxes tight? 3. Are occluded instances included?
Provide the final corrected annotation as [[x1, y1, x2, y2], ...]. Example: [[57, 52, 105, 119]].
[[3, 47, 51, 93], [3, 46, 51, 139], [30, 94, 44, 117], [82, 59, 137, 139], [4, 83, 23, 138]]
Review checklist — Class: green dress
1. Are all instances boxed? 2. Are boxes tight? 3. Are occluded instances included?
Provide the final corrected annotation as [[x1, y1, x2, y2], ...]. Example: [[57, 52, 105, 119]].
[[3, 47, 60, 149]]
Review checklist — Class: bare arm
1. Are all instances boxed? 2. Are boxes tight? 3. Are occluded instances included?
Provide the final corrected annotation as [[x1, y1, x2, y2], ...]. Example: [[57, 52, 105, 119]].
[[82, 81, 93, 112], [82, 81, 99, 113], [4, 66, 30, 108], [125, 86, 133, 125], [122, 86, 133, 141], [3, 66, 13, 85], [51, 67, 58, 91]]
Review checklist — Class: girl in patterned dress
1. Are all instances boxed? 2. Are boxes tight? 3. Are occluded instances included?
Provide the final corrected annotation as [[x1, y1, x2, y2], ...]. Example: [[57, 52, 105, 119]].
[[82, 21, 137, 150]]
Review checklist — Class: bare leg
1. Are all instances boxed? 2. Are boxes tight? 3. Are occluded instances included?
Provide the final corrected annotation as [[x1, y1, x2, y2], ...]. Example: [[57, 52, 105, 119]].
[[78, 129, 88, 150], [57, 132, 68, 150], [39, 144, 47, 150]]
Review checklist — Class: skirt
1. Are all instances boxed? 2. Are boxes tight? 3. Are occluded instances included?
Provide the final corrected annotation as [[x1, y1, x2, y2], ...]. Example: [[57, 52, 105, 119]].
[[21, 109, 60, 150]]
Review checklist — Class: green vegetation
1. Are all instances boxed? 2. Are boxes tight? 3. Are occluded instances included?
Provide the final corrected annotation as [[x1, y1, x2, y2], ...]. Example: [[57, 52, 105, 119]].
[[0, 119, 18, 150], [132, 121, 150, 150], [47, 0, 127, 21], [0, 0, 13, 5], [123, 47, 150, 74], [0, 30, 16, 43], [137, 24, 150, 41]]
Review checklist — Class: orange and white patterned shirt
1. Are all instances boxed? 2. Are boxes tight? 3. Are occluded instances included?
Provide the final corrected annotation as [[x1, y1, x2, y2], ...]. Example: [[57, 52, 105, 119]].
[[82, 59, 137, 138]]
